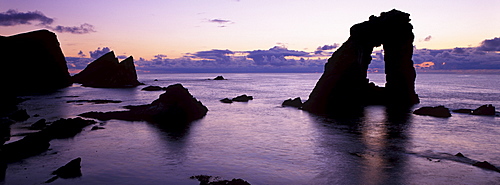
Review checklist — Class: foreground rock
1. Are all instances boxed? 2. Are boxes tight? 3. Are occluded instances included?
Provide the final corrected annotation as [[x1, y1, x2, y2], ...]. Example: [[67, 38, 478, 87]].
[[72, 51, 142, 88], [413, 106, 451, 118], [80, 84, 208, 124], [282, 97, 303, 108], [45, 157, 82, 183], [302, 10, 419, 116], [1, 118, 95, 162], [0, 30, 71, 95]]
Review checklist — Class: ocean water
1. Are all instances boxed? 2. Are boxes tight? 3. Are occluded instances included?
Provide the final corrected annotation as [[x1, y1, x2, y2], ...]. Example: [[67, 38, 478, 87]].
[[3, 73, 500, 185]]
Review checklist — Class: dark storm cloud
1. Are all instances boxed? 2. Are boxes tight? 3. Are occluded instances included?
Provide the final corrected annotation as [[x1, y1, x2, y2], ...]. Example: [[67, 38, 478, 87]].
[[0, 9, 54, 26], [51, 23, 96, 34], [247, 46, 310, 66], [477, 37, 500, 51], [89, 47, 111, 59], [0, 9, 95, 34], [190, 49, 234, 63], [314, 44, 339, 55]]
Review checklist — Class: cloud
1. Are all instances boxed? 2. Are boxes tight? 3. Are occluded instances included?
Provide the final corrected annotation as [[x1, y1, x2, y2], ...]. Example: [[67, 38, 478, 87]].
[[314, 44, 339, 55], [247, 46, 310, 66], [51, 23, 95, 34], [89, 47, 112, 59], [189, 49, 234, 63], [477, 37, 500, 51], [0, 9, 95, 34], [208, 18, 234, 27], [424, 35, 432, 42], [0, 9, 53, 26], [78, 50, 86, 57]]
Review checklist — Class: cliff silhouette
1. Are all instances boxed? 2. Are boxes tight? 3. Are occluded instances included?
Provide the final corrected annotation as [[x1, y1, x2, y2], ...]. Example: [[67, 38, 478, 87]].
[[0, 30, 71, 95]]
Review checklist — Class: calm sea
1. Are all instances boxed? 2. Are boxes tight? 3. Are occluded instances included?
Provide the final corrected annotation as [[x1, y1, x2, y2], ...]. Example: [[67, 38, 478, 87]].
[[4, 73, 500, 185]]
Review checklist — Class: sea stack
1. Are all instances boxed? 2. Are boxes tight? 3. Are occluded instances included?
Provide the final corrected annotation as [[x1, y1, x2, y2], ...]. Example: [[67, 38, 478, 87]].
[[72, 51, 142, 88], [0, 30, 72, 95], [302, 9, 419, 116]]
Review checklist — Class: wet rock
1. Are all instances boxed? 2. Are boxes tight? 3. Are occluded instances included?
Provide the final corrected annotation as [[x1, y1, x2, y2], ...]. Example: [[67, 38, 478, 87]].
[[7, 109, 29, 121], [80, 84, 208, 124], [472, 161, 500, 173], [91, 126, 105, 130], [213, 76, 225, 80], [232, 95, 253, 102], [29, 118, 47, 130], [413, 106, 451, 118], [43, 117, 96, 139], [72, 51, 143, 88], [282, 97, 303, 108], [302, 9, 419, 115], [220, 98, 233, 104], [471, 104, 495, 116], [66, 99, 122, 104], [141, 86, 167, 91], [52, 157, 82, 178], [0, 30, 72, 96]]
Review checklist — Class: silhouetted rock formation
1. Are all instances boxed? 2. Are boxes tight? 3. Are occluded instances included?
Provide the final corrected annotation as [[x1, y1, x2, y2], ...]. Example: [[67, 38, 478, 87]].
[[302, 9, 419, 116], [45, 157, 82, 183], [1, 117, 95, 162], [141, 85, 168, 91], [72, 51, 142, 88], [220, 98, 233, 103], [0, 30, 72, 95], [282, 97, 303, 108], [472, 104, 495, 116], [79, 84, 208, 124], [213, 76, 225, 80], [413, 106, 451, 118], [231, 95, 253, 102]]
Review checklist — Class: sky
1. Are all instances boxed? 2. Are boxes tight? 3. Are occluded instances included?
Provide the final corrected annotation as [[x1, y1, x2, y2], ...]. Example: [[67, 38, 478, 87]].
[[1, 0, 499, 72]]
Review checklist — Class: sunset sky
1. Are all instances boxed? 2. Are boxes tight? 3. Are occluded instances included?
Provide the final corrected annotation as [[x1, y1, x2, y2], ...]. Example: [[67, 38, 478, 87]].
[[1, 0, 498, 60]]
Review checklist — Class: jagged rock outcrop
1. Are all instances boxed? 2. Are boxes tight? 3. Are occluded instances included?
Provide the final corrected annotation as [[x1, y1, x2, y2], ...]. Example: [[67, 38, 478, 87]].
[[282, 97, 303, 108], [72, 51, 142, 88], [302, 9, 419, 116], [0, 30, 72, 95], [79, 84, 208, 124]]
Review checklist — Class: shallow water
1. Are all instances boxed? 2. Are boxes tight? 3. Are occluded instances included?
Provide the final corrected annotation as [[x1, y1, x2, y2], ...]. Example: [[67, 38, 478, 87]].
[[3, 73, 500, 184]]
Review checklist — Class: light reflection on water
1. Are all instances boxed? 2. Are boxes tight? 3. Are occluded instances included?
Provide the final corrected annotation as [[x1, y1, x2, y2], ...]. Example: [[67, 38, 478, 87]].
[[3, 73, 500, 184]]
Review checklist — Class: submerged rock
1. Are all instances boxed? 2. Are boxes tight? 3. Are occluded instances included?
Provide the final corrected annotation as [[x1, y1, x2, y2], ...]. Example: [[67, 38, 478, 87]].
[[80, 84, 208, 124], [302, 9, 419, 116], [473, 161, 500, 173], [72, 51, 142, 88], [0, 30, 71, 95], [413, 106, 451, 118], [282, 97, 303, 108]]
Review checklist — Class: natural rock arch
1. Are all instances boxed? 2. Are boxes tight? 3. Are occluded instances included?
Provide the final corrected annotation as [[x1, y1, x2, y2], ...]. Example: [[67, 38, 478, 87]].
[[302, 9, 419, 115]]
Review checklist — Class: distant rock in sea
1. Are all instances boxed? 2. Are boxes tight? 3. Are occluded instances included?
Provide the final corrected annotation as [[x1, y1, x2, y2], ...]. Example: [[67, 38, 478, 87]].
[[471, 104, 495, 116], [0, 30, 72, 95], [141, 85, 168, 91], [302, 9, 419, 116], [213, 76, 226, 80], [72, 51, 143, 88], [413, 106, 451, 118], [231, 94, 253, 102], [79, 84, 208, 124]]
